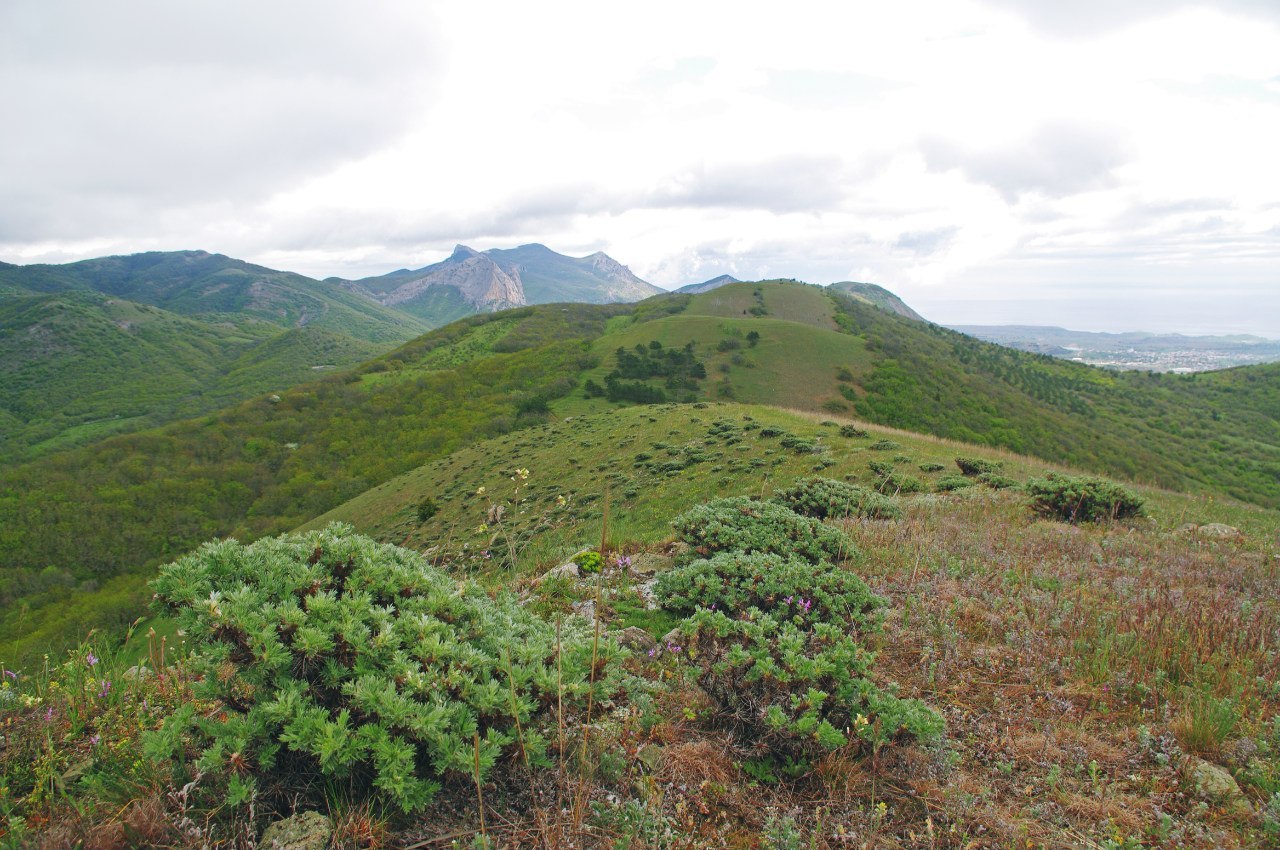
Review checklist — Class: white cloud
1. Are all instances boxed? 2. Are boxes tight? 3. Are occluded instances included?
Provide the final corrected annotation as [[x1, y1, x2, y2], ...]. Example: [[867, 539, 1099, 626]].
[[2, 0, 1279, 333]]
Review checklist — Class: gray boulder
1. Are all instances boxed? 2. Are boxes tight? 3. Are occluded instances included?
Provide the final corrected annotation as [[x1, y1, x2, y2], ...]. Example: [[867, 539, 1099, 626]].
[[261, 811, 331, 850]]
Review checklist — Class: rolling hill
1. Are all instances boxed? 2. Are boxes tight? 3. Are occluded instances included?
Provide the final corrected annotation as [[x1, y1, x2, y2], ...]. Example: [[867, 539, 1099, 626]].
[[0, 290, 387, 460], [0, 250, 427, 343], [828, 280, 927, 321], [1, 280, 1278, 661], [5, 282, 1280, 847], [0, 252, 429, 461]]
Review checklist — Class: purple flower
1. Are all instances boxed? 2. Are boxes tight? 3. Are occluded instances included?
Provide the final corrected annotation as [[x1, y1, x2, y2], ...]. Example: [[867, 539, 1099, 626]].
[[85, 652, 98, 667], [89, 734, 100, 745], [98, 680, 112, 697], [2, 669, 16, 680], [44, 706, 55, 722], [647, 649, 657, 658]]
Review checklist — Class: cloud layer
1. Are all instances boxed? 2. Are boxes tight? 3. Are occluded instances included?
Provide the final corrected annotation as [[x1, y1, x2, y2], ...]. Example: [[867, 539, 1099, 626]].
[[2, 0, 1278, 333]]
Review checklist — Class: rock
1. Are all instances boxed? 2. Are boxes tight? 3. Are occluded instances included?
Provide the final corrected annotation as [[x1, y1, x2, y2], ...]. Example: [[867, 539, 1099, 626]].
[[660, 627, 684, 649], [572, 599, 596, 621], [636, 743, 665, 771], [58, 757, 94, 790], [1175, 523, 1199, 536], [628, 553, 672, 577], [1197, 523, 1241, 541], [123, 664, 151, 681], [486, 504, 505, 524], [611, 626, 656, 652], [261, 811, 331, 850], [536, 562, 579, 584], [634, 579, 659, 610], [1185, 757, 1243, 803]]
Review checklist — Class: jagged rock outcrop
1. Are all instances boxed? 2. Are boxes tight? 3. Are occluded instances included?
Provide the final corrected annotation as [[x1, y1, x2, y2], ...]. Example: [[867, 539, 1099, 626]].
[[378, 245, 524, 312]]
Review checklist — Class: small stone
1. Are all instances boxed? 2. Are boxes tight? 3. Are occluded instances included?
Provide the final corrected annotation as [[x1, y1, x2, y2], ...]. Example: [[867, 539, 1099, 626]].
[[58, 757, 94, 790], [660, 627, 683, 648], [1184, 757, 1243, 803], [486, 504, 505, 524], [536, 562, 579, 584], [611, 626, 656, 652], [123, 664, 151, 681], [1175, 523, 1199, 536], [628, 553, 672, 577], [1197, 523, 1241, 541], [261, 811, 331, 850], [572, 599, 596, 621], [636, 743, 665, 771], [635, 579, 659, 610]]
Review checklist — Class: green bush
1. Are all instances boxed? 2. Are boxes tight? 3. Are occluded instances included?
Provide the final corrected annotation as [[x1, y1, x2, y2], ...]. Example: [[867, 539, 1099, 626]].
[[415, 497, 439, 523], [655, 551, 885, 626], [978, 472, 1019, 490], [678, 608, 943, 757], [934, 475, 976, 493], [671, 498, 855, 564], [572, 550, 604, 574], [771, 477, 901, 520], [838, 424, 868, 438], [868, 439, 900, 451], [954, 456, 1003, 477], [149, 524, 622, 813], [1025, 473, 1145, 523], [918, 462, 946, 473]]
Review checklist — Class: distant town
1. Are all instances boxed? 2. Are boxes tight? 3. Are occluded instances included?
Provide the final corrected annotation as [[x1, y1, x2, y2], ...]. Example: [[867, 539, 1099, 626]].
[[952, 325, 1280, 373]]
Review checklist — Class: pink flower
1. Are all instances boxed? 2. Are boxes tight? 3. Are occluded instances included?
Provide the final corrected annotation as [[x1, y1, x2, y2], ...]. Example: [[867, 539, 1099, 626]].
[[85, 652, 98, 667]]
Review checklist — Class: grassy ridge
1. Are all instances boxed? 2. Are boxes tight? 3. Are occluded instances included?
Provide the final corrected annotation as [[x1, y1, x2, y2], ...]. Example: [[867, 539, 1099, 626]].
[[3, 284, 1279, 662], [307, 403, 1279, 573], [0, 305, 623, 662]]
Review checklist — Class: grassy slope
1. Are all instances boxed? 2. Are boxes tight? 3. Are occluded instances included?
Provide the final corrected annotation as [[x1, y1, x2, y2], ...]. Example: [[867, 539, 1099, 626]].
[[3, 282, 1279, 661], [0, 291, 386, 462], [0, 250, 427, 344], [564, 283, 1280, 507], [290, 405, 1280, 846], [0, 305, 624, 663], [308, 403, 1280, 567]]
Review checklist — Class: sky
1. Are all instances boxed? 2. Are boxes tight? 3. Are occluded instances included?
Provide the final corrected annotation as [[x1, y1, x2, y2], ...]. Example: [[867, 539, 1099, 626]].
[[2, 1, 1279, 335]]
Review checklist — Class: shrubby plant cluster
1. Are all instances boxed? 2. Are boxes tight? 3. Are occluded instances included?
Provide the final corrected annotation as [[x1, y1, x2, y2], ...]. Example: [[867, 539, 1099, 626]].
[[657, 494, 942, 758], [150, 523, 622, 813], [1025, 472, 1145, 523]]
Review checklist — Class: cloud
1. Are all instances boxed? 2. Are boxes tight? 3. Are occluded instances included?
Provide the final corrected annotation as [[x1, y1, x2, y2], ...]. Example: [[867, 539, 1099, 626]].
[[921, 124, 1130, 201], [0, 1, 438, 242], [981, 0, 1280, 38]]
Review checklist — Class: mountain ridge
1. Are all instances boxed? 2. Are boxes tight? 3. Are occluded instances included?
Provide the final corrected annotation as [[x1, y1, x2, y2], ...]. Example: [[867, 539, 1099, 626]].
[[332, 243, 662, 326]]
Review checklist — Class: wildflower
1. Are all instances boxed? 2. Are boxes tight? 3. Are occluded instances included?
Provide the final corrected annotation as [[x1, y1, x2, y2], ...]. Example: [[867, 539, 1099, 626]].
[[476, 523, 488, 533], [2, 669, 15, 680], [98, 680, 112, 698], [476, 486, 487, 496], [44, 705, 54, 721], [647, 648, 657, 658], [555, 494, 567, 507], [85, 652, 99, 667], [89, 734, 100, 745]]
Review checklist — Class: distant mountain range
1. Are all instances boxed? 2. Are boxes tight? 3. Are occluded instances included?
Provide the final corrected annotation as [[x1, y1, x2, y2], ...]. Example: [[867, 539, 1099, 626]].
[[954, 324, 1280, 372], [0, 245, 666, 459], [333, 243, 662, 326]]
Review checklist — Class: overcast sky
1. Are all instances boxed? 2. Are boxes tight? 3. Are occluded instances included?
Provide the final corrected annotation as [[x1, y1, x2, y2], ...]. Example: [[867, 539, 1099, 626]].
[[3, 1, 1279, 334]]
